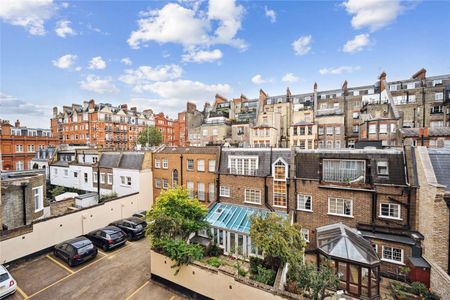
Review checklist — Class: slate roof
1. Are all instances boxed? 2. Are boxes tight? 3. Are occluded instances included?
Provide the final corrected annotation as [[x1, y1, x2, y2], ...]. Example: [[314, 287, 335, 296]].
[[295, 148, 406, 185], [428, 148, 450, 191], [157, 146, 219, 155], [401, 127, 450, 137], [99, 152, 144, 170], [219, 148, 291, 176]]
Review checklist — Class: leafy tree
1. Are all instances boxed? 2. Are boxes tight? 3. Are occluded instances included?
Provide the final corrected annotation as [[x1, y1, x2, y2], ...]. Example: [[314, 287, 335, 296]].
[[292, 262, 340, 300], [51, 186, 65, 198], [137, 126, 162, 147], [146, 187, 209, 274], [249, 213, 306, 269]]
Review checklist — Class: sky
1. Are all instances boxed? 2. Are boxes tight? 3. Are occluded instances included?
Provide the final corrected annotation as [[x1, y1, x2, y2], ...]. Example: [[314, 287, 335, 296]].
[[1, 0, 450, 128]]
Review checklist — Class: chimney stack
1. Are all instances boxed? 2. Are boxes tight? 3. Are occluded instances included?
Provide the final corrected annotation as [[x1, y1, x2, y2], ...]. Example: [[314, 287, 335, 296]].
[[15, 120, 20, 128], [53, 107, 58, 118], [342, 80, 348, 92], [412, 68, 427, 81], [313, 82, 318, 118], [379, 72, 387, 92]]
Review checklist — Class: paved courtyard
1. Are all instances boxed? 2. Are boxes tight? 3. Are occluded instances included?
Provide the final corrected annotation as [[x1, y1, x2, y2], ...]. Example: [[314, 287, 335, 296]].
[[6, 238, 187, 300]]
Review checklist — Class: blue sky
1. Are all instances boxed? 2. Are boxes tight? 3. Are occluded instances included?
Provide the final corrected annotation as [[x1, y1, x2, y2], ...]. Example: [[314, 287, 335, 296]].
[[1, 0, 450, 128]]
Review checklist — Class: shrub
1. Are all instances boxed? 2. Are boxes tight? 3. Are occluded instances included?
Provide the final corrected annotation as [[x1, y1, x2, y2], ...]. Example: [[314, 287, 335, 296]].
[[251, 265, 276, 285], [153, 239, 203, 274], [206, 244, 223, 257], [411, 282, 428, 296], [206, 257, 222, 268], [100, 192, 117, 202], [51, 186, 65, 198]]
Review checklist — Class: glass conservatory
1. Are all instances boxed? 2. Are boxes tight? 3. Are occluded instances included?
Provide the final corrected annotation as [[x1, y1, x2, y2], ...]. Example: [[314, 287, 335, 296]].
[[316, 223, 381, 300]]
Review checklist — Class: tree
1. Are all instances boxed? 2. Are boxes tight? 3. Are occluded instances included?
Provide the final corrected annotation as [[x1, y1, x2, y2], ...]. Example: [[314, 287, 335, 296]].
[[293, 262, 339, 300], [249, 213, 306, 269], [137, 126, 162, 147], [146, 187, 210, 274], [51, 186, 65, 198]]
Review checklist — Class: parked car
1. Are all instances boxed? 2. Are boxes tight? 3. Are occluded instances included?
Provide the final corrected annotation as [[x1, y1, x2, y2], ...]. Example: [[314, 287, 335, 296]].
[[109, 217, 147, 241], [0, 265, 16, 299], [132, 210, 146, 219], [85, 226, 127, 251], [53, 236, 97, 267]]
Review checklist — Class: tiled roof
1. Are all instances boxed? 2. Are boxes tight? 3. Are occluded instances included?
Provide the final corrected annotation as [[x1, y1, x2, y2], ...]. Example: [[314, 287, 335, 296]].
[[99, 152, 145, 170], [400, 127, 450, 137], [428, 148, 450, 191], [157, 146, 219, 154]]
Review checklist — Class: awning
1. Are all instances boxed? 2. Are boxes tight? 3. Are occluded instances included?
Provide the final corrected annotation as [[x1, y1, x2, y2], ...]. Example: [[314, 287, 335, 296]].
[[206, 203, 286, 234], [317, 223, 380, 266]]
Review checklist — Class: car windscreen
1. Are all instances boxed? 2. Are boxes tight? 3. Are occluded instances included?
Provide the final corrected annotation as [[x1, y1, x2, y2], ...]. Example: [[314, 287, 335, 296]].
[[0, 272, 10, 282], [77, 243, 94, 255], [109, 232, 123, 240]]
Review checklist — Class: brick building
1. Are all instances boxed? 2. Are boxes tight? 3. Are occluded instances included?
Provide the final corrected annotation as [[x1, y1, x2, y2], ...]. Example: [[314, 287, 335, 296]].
[[173, 102, 204, 147], [154, 112, 175, 146], [152, 146, 219, 202], [1, 119, 57, 171], [1, 170, 47, 231], [51, 100, 155, 150]]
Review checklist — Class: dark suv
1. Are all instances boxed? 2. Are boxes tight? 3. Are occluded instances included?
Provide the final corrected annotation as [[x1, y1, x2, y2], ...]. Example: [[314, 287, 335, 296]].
[[109, 217, 147, 241], [54, 237, 97, 267], [85, 226, 127, 251]]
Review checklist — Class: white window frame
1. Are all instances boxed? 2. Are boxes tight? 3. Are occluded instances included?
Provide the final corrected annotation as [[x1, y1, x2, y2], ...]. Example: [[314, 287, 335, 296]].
[[162, 159, 168, 169], [93, 172, 97, 183], [244, 189, 262, 205], [33, 186, 44, 212], [197, 159, 205, 171], [187, 159, 194, 171], [379, 124, 388, 134], [297, 194, 312, 212], [155, 178, 161, 188], [435, 92, 444, 101], [369, 124, 377, 134], [187, 181, 194, 198], [382, 246, 404, 265], [162, 178, 168, 189], [198, 182, 205, 201], [155, 159, 161, 168], [220, 186, 230, 197], [100, 173, 106, 184], [377, 161, 389, 176], [228, 155, 259, 175], [107, 174, 113, 185], [328, 197, 353, 218], [380, 203, 401, 220], [208, 160, 216, 172], [301, 228, 310, 242]]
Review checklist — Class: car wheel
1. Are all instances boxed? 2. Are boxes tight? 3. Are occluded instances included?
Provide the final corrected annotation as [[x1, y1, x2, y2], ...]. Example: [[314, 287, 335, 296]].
[[127, 232, 132, 241], [68, 258, 74, 267], [102, 244, 108, 251]]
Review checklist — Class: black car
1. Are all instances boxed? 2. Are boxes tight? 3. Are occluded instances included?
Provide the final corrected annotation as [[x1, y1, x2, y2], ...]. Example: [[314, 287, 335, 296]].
[[109, 217, 147, 241], [54, 237, 97, 267], [132, 210, 147, 219], [85, 226, 127, 251]]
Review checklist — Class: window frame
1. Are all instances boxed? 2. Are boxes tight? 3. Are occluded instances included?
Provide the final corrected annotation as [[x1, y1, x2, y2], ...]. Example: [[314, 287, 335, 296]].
[[208, 160, 216, 172], [381, 246, 404, 265], [244, 189, 262, 205], [197, 159, 205, 172], [32, 186, 44, 212], [220, 186, 230, 197], [297, 194, 312, 212], [379, 203, 401, 220], [187, 159, 194, 171], [328, 197, 353, 218]]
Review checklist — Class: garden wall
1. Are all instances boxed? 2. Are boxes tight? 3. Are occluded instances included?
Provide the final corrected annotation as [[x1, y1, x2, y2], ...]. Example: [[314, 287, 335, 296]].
[[150, 251, 300, 300], [428, 259, 450, 298]]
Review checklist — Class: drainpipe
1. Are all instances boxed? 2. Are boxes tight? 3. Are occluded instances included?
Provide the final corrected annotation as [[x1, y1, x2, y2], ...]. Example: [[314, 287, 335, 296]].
[[180, 154, 184, 186], [21, 183, 27, 225], [422, 87, 426, 127], [445, 198, 450, 275], [216, 146, 222, 203], [402, 145, 411, 230]]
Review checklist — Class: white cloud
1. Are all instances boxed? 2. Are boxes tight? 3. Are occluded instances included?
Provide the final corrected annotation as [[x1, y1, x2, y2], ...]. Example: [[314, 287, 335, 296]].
[[129, 79, 232, 116], [281, 73, 299, 83], [343, 33, 371, 53], [0, 92, 51, 117], [319, 66, 361, 75], [88, 56, 107, 70], [251, 74, 268, 85], [52, 54, 77, 69], [119, 64, 183, 92], [343, 0, 402, 31], [55, 19, 76, 38], [292, 35, 312, 56], [182, 49, 223, 63], [61, 2, 69, 9], [80, 75, 118, 94], [0, 0, 55, 35], [121, 57, 133, 65], [75, 66, 82, 72], [127, 0, 246, 51], [264, 6, 276, 23]]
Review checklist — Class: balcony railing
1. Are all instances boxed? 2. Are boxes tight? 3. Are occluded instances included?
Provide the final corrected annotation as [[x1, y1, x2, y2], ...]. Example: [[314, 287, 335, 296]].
[[316, 108, 343, 116]]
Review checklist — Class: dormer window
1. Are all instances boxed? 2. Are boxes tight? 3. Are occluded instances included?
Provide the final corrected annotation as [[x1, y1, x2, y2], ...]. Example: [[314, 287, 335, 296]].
[[323, 159, 365, 184], [377, 161, 389, 176]]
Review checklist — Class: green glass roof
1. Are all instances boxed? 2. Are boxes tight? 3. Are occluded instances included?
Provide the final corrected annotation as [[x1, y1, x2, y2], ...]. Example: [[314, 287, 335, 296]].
[[206, 203, 286, 234]]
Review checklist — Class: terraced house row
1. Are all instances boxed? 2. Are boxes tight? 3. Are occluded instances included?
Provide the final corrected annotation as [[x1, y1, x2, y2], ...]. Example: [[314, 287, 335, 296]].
[[151, 145, 450, 296], [175, 68, 450, 149]]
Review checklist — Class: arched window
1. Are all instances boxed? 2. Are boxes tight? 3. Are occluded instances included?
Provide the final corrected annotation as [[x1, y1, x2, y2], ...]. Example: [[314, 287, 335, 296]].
[[272, 158, 288, 207], [172, 169, 179, 187]]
